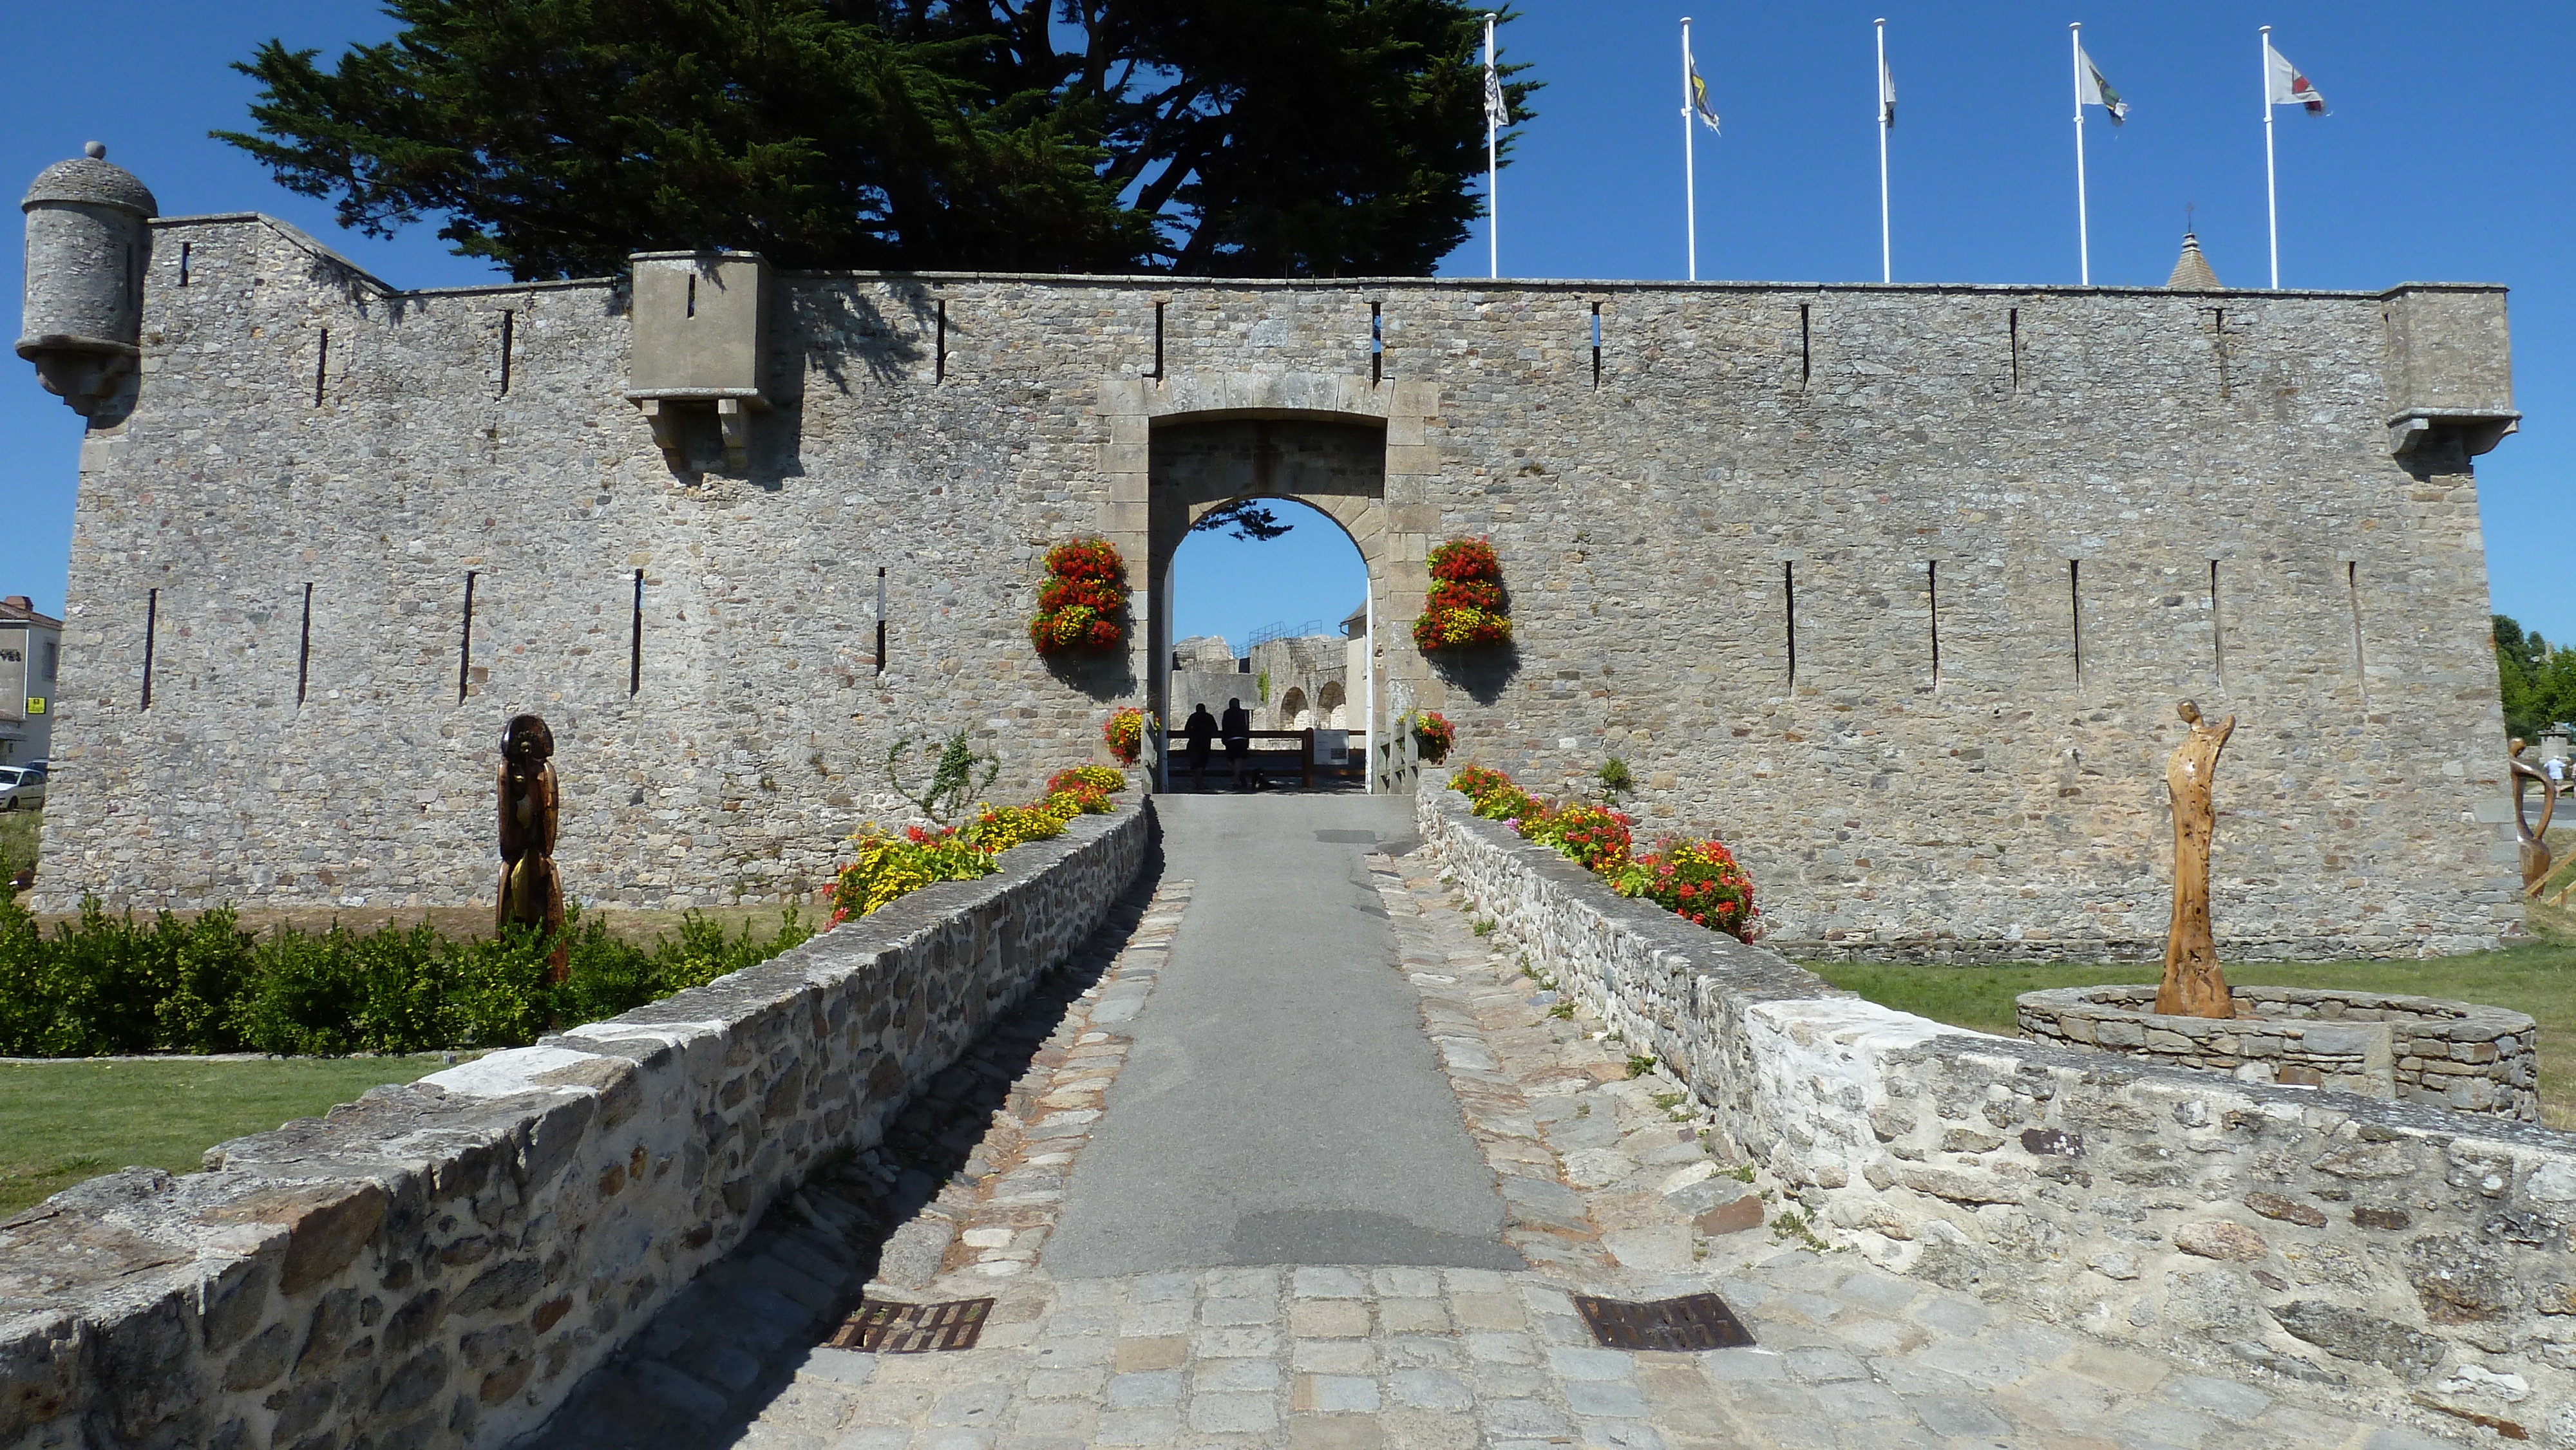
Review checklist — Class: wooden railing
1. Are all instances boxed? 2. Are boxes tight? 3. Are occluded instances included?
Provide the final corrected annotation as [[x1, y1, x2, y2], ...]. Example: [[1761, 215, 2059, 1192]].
[[1156, 729, 1368, 789]]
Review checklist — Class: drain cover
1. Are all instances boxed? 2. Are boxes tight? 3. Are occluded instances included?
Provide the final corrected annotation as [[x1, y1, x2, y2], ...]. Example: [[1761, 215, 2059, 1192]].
[[1572, 1292, 1754, 1351], [826, 1298, 994, 1353]]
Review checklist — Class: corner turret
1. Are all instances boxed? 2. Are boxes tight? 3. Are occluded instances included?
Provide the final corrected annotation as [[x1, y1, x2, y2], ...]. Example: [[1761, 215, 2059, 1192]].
[[19, 142, 157, 417]]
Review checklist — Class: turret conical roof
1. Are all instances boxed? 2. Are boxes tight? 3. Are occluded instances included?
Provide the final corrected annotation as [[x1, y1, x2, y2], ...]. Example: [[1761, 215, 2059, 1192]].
[[2166, 232, 2221, 290]]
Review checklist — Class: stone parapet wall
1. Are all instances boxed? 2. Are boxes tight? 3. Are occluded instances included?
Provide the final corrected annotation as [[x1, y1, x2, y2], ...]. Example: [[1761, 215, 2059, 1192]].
[[2020, 984, 2539, 1120], [1418, 782, 2576, 1442], [0, 800, 1147, 1450]]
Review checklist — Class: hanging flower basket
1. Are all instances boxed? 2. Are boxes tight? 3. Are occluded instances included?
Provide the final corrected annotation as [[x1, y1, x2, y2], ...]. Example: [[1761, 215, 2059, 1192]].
[[1410, 710, 1454, 764], [1103, 706, 1156, 766], [1414, 538, 1512, 652], [1031, 539, 1128, 656]]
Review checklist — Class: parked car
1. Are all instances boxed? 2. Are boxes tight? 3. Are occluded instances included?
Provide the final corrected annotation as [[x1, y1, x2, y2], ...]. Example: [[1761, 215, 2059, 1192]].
[[0, 766, 44, 811]]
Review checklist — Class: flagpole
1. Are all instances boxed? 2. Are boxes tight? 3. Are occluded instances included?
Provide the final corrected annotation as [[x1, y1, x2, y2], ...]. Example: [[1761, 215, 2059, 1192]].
[[1682, 17, 1698, 282], [1486, 12, 1499, 280], [2071, 23, 2089, 286], [2262, 25, 2278, 288], [1876, 18, 1890, 284]]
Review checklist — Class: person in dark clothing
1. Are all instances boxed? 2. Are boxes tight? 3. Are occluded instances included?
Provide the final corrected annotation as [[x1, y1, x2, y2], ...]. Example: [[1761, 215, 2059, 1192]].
[[1182, 703, 1218, 789], [1220, 698, 1253, 790]]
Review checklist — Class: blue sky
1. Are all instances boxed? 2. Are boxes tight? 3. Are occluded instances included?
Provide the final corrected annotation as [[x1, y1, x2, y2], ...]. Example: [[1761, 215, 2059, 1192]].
[[4, 1, 2568, 655]]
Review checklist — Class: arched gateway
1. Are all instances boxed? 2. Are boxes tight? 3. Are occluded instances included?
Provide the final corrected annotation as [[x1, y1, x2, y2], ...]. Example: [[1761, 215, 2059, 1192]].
[[1094, 372, 1441, 788]]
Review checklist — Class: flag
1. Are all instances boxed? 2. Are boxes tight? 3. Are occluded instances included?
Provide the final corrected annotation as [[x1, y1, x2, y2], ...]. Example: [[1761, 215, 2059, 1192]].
[[1484, 54, 1507, 130], [2266, 42, 2325, 113], [2077, 44, 2128, 124], [1880, 53, 1897, 129], [1688, 51, 1720, 134]]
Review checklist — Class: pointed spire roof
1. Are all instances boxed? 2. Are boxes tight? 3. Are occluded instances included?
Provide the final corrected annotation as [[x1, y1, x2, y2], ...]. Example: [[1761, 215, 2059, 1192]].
[[2166, 232, 2221, 290]]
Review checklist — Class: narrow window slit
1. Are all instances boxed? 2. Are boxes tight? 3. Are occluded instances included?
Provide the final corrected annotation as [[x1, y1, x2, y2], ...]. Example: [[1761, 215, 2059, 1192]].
[[314, 329, 329, 406], [1151, 301, 1165, 381], [1590, 302, 1603, 390], [629, 569, 645, 695], [2347, 561, 2369, 708], [685, 274, 696, 317], [1927, 560, 1941, 686], [1784, 562, 1799, 690], [2008, 308, 2020, 393], [935, 299, 947, 384], [2211, 308, 2231, 397], [875, 567, 889, 675], [2208, 560, 2225, 684], [1370, 302, 1384, 386], [296, 583, 313, 706], [178, 241, 191, 287], [498, 310, 515, 394], [140, 588, 158, 710], [457, 571, 478, 704], [1799, 305, 1812, 384], [2068, 560, 2083, 684]]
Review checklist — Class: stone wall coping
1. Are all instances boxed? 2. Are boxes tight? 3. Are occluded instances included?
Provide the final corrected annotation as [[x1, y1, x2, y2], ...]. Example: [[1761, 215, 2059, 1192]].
[[139, 212, 2501, 305]]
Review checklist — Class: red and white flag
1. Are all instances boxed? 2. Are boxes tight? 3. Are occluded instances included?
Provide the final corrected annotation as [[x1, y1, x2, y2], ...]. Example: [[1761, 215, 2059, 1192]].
[[2266, 42, 2325, 113]]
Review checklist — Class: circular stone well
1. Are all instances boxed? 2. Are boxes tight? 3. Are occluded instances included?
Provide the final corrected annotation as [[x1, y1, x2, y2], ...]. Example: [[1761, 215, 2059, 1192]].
[[2016, 984, 2537, 1122]]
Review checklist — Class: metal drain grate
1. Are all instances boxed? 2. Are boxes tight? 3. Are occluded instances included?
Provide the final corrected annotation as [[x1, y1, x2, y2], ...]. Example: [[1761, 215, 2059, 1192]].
[[1572, 1292, 1754, 1351], [826, 1298, 994, 1353]]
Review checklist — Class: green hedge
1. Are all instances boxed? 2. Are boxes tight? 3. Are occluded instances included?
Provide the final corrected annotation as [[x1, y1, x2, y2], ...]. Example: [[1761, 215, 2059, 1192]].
[[0, 890, 810, 1058]]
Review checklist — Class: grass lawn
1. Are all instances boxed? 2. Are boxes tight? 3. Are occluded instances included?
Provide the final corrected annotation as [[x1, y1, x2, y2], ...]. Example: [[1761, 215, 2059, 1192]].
[[1808, 901, 2576, 1130], [1, 808, 36, 885], [0, 1055, 459, 1218]]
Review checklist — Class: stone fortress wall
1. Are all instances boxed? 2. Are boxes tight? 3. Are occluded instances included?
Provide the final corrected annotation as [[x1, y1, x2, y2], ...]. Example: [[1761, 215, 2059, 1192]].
[[24, 194, 2528, 957]]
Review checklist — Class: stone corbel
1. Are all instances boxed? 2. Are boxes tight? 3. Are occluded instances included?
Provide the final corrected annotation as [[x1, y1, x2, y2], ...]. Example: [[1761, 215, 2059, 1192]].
[[625, 390, 768, 473], [2387, 406, 2521, 460]]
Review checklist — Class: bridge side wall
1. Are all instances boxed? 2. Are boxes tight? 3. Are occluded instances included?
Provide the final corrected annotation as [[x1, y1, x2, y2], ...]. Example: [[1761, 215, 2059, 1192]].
[[32, 214, 2518, 955], [1419, 784, 2576, 1440], [0, 800, 1146, 1450]]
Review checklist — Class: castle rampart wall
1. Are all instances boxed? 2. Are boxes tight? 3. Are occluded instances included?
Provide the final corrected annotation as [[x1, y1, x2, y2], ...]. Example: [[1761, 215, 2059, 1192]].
[[30, 212, 2523, 956]]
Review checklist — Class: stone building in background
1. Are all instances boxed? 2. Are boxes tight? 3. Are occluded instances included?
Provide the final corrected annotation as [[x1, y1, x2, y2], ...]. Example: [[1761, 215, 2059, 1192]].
[[0, 596, 61, 764], [14, 146, 2530, 959]]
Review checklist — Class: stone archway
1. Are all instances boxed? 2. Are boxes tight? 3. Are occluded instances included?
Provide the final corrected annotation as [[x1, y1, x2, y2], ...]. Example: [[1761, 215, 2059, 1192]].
[[1094, 372, 1440, 789]]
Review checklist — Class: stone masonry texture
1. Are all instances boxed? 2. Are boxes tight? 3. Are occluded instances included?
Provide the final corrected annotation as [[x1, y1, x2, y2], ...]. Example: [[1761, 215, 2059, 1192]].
[[0, 798, 1144, 1450], [26, 208, 2527, 957], [1419, 778, 2576, 1442]]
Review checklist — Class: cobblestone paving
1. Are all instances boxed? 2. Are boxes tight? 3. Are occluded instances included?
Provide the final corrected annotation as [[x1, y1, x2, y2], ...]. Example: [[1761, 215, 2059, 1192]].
[[532, 855, 2471, 1450]]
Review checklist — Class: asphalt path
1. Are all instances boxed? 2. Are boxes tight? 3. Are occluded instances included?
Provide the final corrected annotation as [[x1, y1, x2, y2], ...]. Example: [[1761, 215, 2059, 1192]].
[[1043, 793, 1521, 1275]]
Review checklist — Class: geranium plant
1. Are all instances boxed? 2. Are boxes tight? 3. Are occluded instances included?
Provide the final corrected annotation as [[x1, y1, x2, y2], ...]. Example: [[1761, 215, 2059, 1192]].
[[1030, 538, 1128, 656], [1414, 538, 1511, 652], [830, 760, 1133, 923], [1410, 710, 1454, 764]]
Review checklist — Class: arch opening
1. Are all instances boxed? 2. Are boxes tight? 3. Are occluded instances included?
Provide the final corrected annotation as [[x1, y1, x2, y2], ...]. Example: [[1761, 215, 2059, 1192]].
[[1150, 415, 1383, 791]]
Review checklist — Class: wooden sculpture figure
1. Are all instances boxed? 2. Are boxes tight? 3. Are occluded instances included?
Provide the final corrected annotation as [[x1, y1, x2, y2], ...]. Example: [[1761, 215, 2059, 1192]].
[[2510, 739, 2557, 897], [2157, 700, 2237, 1019], [498, 714, 569, 980]]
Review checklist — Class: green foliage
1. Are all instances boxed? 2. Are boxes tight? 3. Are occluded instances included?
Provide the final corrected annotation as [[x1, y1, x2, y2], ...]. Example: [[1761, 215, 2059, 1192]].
[[2497, 613, 2576, 741], [1624, 1054, 1657, 1079], [1257, 670, 1271, 706], [1596, 757, 1633, 798], [1471, 917, 1496, 936], [0, 890, 808, 1059], [217, 0, 1539, 280], [886, 730, 1000, 826], [1190, 502, 1293, 541]]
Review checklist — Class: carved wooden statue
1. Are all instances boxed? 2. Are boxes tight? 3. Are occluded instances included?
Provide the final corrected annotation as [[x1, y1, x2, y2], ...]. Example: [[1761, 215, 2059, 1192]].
[[2157, 700, 2237, 1019], [498, 713, 568, 980], [2510, 739, 2557, 898]]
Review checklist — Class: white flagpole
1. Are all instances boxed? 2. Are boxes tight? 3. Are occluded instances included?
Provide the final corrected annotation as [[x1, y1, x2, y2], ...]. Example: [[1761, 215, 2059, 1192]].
[[1682, 17, 1698, 281], [2262, 25, 2278, 288], [1876, 18, 1891, 283], [1486, 12, 1499, 280], [2071, 22, 2090, 286]]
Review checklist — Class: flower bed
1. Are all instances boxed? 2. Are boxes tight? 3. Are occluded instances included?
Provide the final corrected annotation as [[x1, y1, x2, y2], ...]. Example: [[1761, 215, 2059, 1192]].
[[1448, 764, 1759, 941], [1413, 538, 1511, 651], [829, 768, 1131, 922], [1030, 538, 1128, 655]]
